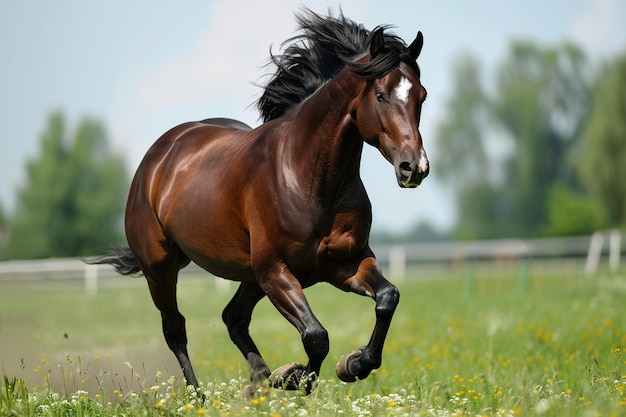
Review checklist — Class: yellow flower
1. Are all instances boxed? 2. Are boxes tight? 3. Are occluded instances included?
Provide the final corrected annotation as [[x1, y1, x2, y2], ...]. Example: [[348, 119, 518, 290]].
[[196, 408, 206, 415]]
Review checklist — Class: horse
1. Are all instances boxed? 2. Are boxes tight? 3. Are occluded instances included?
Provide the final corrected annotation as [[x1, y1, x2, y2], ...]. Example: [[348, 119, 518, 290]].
[[87, 9, 428, 394]]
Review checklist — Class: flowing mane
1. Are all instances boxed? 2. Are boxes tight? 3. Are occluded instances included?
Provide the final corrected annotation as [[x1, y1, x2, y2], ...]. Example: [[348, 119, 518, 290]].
[[256, 9, 420, 122]]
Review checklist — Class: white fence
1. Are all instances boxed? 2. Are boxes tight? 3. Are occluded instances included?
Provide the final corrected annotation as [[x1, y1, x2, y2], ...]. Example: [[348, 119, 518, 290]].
[[0, 231, 623, 295], [373, 230, 624, 279]]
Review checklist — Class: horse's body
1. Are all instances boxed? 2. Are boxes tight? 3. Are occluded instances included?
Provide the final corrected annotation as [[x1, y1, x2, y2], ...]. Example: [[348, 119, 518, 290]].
[[89, 10, 428, 393]]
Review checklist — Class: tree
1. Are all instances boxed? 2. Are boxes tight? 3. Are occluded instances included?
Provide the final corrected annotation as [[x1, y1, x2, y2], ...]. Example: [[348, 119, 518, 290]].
[[578, 53, 626, 227], [435, 54, 490, 189], [433, 54, 505, 238], [493, 42, 590, 236], [0, 203, 7, 250], [433, 41, 592, 239], [5, 112, 129, 259]]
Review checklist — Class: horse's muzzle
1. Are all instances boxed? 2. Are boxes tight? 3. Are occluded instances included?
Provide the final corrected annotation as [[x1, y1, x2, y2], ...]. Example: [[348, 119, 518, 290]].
[[396, 157, 429, 188]]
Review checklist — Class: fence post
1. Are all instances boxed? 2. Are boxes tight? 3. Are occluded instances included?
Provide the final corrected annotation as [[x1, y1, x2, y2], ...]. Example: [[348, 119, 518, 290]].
[[585, 231, 604, 277], [609, 229, 621, 273], [84, 263, 98, 297], [464, 260, 474, 296], [518, 258, 529, 293], [389, 245, 406, 281]]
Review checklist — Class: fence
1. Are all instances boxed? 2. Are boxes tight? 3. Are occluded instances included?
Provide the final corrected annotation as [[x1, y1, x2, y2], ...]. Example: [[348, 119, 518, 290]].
[[374, 230, 623, 280], [0, 230, 623, 295]]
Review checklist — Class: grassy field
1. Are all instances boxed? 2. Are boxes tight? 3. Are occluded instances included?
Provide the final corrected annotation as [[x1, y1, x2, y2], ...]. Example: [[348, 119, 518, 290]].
[[1, 265, 625, 416]]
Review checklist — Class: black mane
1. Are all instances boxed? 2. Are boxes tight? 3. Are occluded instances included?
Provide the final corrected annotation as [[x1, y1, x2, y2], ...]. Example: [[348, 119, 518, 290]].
[[256, 8, 419, 122]]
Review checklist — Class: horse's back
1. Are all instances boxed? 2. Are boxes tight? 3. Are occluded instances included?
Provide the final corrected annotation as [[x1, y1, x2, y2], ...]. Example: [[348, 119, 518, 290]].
[[199, 117, 253, 131]]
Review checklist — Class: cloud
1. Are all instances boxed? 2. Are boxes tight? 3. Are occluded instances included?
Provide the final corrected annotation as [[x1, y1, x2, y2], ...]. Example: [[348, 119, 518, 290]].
[[137, 0, 316, 107], [568, 0, 624, 55]]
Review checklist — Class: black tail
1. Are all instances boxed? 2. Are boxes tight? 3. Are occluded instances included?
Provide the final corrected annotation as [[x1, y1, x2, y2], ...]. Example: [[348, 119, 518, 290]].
[[83, 246, 143, 276]]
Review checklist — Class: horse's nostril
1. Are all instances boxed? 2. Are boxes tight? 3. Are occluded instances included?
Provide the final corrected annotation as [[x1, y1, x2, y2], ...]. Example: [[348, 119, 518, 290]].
[[399, 162, 412, 172]]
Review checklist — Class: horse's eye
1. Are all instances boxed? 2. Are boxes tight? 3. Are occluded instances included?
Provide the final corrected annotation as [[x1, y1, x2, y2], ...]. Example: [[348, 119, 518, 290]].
[[375, 91, 386, 103]]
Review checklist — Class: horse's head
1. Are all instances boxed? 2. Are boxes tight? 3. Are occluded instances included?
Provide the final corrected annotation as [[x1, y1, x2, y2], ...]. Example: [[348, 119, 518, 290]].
[[353, 29, 428, 188]]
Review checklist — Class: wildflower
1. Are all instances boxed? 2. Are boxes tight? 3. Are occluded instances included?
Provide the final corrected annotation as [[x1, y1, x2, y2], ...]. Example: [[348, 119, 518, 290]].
[[156, 399, 166, 408], [196, 408, 206, 415]]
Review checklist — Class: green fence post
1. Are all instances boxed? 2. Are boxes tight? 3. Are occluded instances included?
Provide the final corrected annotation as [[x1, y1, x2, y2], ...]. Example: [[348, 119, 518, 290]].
[[518, 258, 529, 293], [464, 260, 474, 296]]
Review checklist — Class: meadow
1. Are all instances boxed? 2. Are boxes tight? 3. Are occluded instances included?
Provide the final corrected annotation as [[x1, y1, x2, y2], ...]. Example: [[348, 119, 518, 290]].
[[1, 262, 625, 416]]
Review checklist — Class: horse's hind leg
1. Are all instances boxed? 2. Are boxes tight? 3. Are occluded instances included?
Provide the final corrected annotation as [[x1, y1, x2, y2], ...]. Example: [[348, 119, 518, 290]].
[[143, 258, 199, 389], [222, 283, 271, 387]]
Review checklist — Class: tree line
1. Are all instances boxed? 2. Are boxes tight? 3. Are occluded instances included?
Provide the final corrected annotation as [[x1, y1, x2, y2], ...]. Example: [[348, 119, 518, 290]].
[[432, 41, 626, 240], [0, 113, 128, 260], [0, 40, 624, 259]]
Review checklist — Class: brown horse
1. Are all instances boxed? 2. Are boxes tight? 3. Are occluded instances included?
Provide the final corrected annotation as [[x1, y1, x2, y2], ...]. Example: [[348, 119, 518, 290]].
[[88, 9, 428, 393]]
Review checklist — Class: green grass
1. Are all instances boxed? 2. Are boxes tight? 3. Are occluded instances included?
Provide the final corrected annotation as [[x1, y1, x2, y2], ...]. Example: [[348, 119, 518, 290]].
[[1, 266, 625, 416]]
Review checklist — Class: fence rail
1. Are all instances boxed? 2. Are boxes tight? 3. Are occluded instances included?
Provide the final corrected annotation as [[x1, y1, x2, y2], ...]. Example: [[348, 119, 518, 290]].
[[0, 231, 623, 294]]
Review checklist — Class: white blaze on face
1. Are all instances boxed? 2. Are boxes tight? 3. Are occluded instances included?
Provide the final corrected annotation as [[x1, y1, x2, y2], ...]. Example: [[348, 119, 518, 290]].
[[394, 76, 413, 104], [418, 148, 428, 173]]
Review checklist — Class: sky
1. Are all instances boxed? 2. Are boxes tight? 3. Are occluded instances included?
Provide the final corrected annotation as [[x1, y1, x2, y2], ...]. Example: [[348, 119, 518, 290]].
[[1, 0, 624, 233]]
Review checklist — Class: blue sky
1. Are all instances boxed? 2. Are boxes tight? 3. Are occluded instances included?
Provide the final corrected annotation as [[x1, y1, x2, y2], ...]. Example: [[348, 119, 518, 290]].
[[1, 0, 624, 232]]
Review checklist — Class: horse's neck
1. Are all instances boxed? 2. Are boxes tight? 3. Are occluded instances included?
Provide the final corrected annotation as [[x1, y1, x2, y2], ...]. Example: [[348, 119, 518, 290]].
[[283, 71, 365, 199]]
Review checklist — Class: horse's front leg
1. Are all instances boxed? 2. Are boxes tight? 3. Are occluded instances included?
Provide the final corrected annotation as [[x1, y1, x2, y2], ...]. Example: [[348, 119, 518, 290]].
[[258, 261, 329, 393], [332, 255, 400, 382]]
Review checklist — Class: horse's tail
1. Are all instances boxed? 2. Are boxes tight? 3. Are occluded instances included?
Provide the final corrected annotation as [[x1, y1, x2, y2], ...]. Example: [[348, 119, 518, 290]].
[[83, 246, 143, 276]]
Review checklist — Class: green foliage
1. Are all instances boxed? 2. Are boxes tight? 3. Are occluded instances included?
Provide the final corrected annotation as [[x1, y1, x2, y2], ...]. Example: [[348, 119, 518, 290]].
[[4, 112, 129, 259], [579, 53, 626, 227], [494, 42, 589, 236], [542, 184, 606, 236], [0, 203, 8, 250], [434, 54, 490, 188], [455, 182, 505, 239]]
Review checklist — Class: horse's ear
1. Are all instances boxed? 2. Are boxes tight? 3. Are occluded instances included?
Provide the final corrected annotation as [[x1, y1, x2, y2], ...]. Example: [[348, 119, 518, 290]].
[[407, 31, 423, 60], [370, 28, 385, 59]]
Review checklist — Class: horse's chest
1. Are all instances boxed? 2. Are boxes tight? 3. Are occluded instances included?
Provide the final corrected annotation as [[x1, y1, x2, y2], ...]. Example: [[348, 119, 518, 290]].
[[284, 210, 368, 278]]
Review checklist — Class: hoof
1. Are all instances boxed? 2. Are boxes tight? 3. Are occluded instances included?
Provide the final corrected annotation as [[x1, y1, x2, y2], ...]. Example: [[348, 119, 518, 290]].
[[269, 363, 317, 394], [336, 350, 362, 382], [241, 384, 256, 399]]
